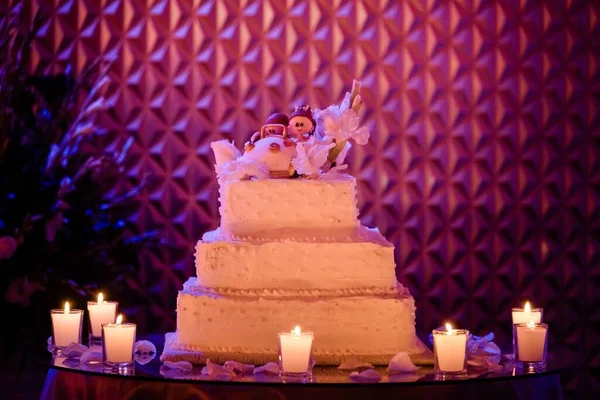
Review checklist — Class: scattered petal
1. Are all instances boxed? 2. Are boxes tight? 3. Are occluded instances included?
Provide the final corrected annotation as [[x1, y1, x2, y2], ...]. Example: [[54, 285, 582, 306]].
[[80, 346, 103, 364], [163, 360, 193, 372], [61, 343, 88, 359], [387, 352, 420, 374], [338, 356, 374, 371], [253, 362, 280, 375], [224, 360, 254, 374], [349, 369, 381, 382], [201, 359, 235, 378]]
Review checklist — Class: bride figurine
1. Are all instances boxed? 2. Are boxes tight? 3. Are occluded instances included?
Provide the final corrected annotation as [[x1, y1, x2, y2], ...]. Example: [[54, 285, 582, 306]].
[[287, 105, 315, 142]]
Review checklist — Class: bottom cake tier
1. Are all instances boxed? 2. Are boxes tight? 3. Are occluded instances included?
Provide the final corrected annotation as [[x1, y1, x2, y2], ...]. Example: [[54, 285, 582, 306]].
[[163, 278, 432, 366]]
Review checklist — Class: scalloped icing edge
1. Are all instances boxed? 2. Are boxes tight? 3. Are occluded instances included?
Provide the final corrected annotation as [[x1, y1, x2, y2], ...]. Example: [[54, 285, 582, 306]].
[[161, 332, 434, 366]]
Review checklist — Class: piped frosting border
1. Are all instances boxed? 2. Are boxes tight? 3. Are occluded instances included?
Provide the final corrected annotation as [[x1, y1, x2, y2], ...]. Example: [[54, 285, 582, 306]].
[[182, 278, 411, 300], [200, 226, 393, 246], [163, 332, 433, 365]]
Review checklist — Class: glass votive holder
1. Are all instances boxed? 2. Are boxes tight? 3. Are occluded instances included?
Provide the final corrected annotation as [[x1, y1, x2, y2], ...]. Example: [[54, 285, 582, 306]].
[[102, 320, 136, 374], [514, 322, 548, 373], [87, 299, 118, 345], [432, 328, 469, 380], [511, 304, 543, 358], [277, 326, 314, 379], [50, 308, 83, 354]]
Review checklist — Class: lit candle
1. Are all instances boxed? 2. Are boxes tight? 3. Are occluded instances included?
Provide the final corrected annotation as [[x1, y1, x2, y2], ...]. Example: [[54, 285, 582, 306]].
[[278, 325, 314, 376], [50, 302, 83, 350], [512, 301, 543, 325], [515, 321, 548, 363], [102, 314, 136, 370], [87, 292, 118, 342], [432, 323, 469, 377]]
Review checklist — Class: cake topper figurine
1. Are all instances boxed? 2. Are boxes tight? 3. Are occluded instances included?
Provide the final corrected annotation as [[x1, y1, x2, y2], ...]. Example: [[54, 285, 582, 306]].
[[288, 105, 316, 141], [211, 79, 370, 182], [264, 113, 289, 136], [246, 113, 290, 150]]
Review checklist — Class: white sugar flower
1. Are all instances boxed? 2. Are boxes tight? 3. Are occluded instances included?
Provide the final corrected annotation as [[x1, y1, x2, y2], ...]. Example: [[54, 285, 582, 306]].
[[322, 108, 370, 146], [211, 140, 241, 166], [292, 139, 335, 177], [216, 159, 270, 182]]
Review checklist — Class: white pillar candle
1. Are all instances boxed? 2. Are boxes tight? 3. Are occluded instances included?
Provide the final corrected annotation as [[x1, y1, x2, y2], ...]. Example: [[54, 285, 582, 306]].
[[515, 322, 548, 362], [512, 301, 543, 325], [433, 324, 469, 373], [87, 293, 118, 338], [278, 326, 314, 374], [50, 302, 83, 347], [102, 314, 136, 363]]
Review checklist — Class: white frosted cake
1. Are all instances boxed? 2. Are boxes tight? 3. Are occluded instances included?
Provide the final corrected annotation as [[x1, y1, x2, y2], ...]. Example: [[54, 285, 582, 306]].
[[163, 81, 430, 365]]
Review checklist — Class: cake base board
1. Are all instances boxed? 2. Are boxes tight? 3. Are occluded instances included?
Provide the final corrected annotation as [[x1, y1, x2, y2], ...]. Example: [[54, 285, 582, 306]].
[[160, 332, 434, 366]]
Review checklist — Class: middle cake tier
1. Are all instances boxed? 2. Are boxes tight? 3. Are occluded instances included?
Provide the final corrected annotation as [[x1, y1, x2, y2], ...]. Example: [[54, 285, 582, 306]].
[[196, 227, 397, 290]]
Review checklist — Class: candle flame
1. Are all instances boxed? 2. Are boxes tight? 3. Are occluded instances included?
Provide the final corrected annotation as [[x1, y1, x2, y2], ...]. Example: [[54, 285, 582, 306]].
[[293, 325, 301, 335], [524, 301, 531, 313], [116, 314, 123, 325], [445, 323, 453, 334], [64, 301, 70, 313], [98, 292, 104, 303], [527, 320, 535, 329]]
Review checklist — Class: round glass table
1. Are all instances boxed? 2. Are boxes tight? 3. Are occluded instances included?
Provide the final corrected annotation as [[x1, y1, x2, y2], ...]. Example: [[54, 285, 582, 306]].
[[32, 333, 577, 400]]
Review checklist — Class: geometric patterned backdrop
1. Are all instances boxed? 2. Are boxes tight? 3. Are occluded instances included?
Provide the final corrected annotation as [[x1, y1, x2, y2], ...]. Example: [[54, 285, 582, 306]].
[[20, 0, 600, 397]]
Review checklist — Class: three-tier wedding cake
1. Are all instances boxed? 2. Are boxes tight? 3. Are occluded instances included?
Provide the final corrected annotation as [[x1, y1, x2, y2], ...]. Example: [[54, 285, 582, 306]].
[[162, 81, 430, 365]]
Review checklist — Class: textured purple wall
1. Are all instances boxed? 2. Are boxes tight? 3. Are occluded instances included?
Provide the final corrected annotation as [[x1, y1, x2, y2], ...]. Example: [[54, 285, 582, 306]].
[[20, 0, 600, 396]]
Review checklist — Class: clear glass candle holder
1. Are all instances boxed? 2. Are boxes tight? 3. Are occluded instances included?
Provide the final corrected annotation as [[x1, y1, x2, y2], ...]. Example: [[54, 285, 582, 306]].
[[432, 328, 469, 380], [514, 322, 548, 373], [102, 322, 136, 374], [511, 306, 543, 358], [87, 300, 118, 345], [50, 309, 83, 353], [277, 329, 314, 378]]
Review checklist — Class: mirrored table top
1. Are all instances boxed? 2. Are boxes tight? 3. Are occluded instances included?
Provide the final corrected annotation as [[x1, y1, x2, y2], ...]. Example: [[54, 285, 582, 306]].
[[30, 333, 580, 387]]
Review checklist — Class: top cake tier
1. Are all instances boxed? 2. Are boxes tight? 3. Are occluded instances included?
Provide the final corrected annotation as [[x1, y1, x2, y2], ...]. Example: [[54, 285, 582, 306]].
[[219, 174, 359, 239]]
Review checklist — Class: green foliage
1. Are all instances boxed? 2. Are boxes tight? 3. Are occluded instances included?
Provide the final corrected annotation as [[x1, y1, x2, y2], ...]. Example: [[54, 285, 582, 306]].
[[0, 2, 157, 351]]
